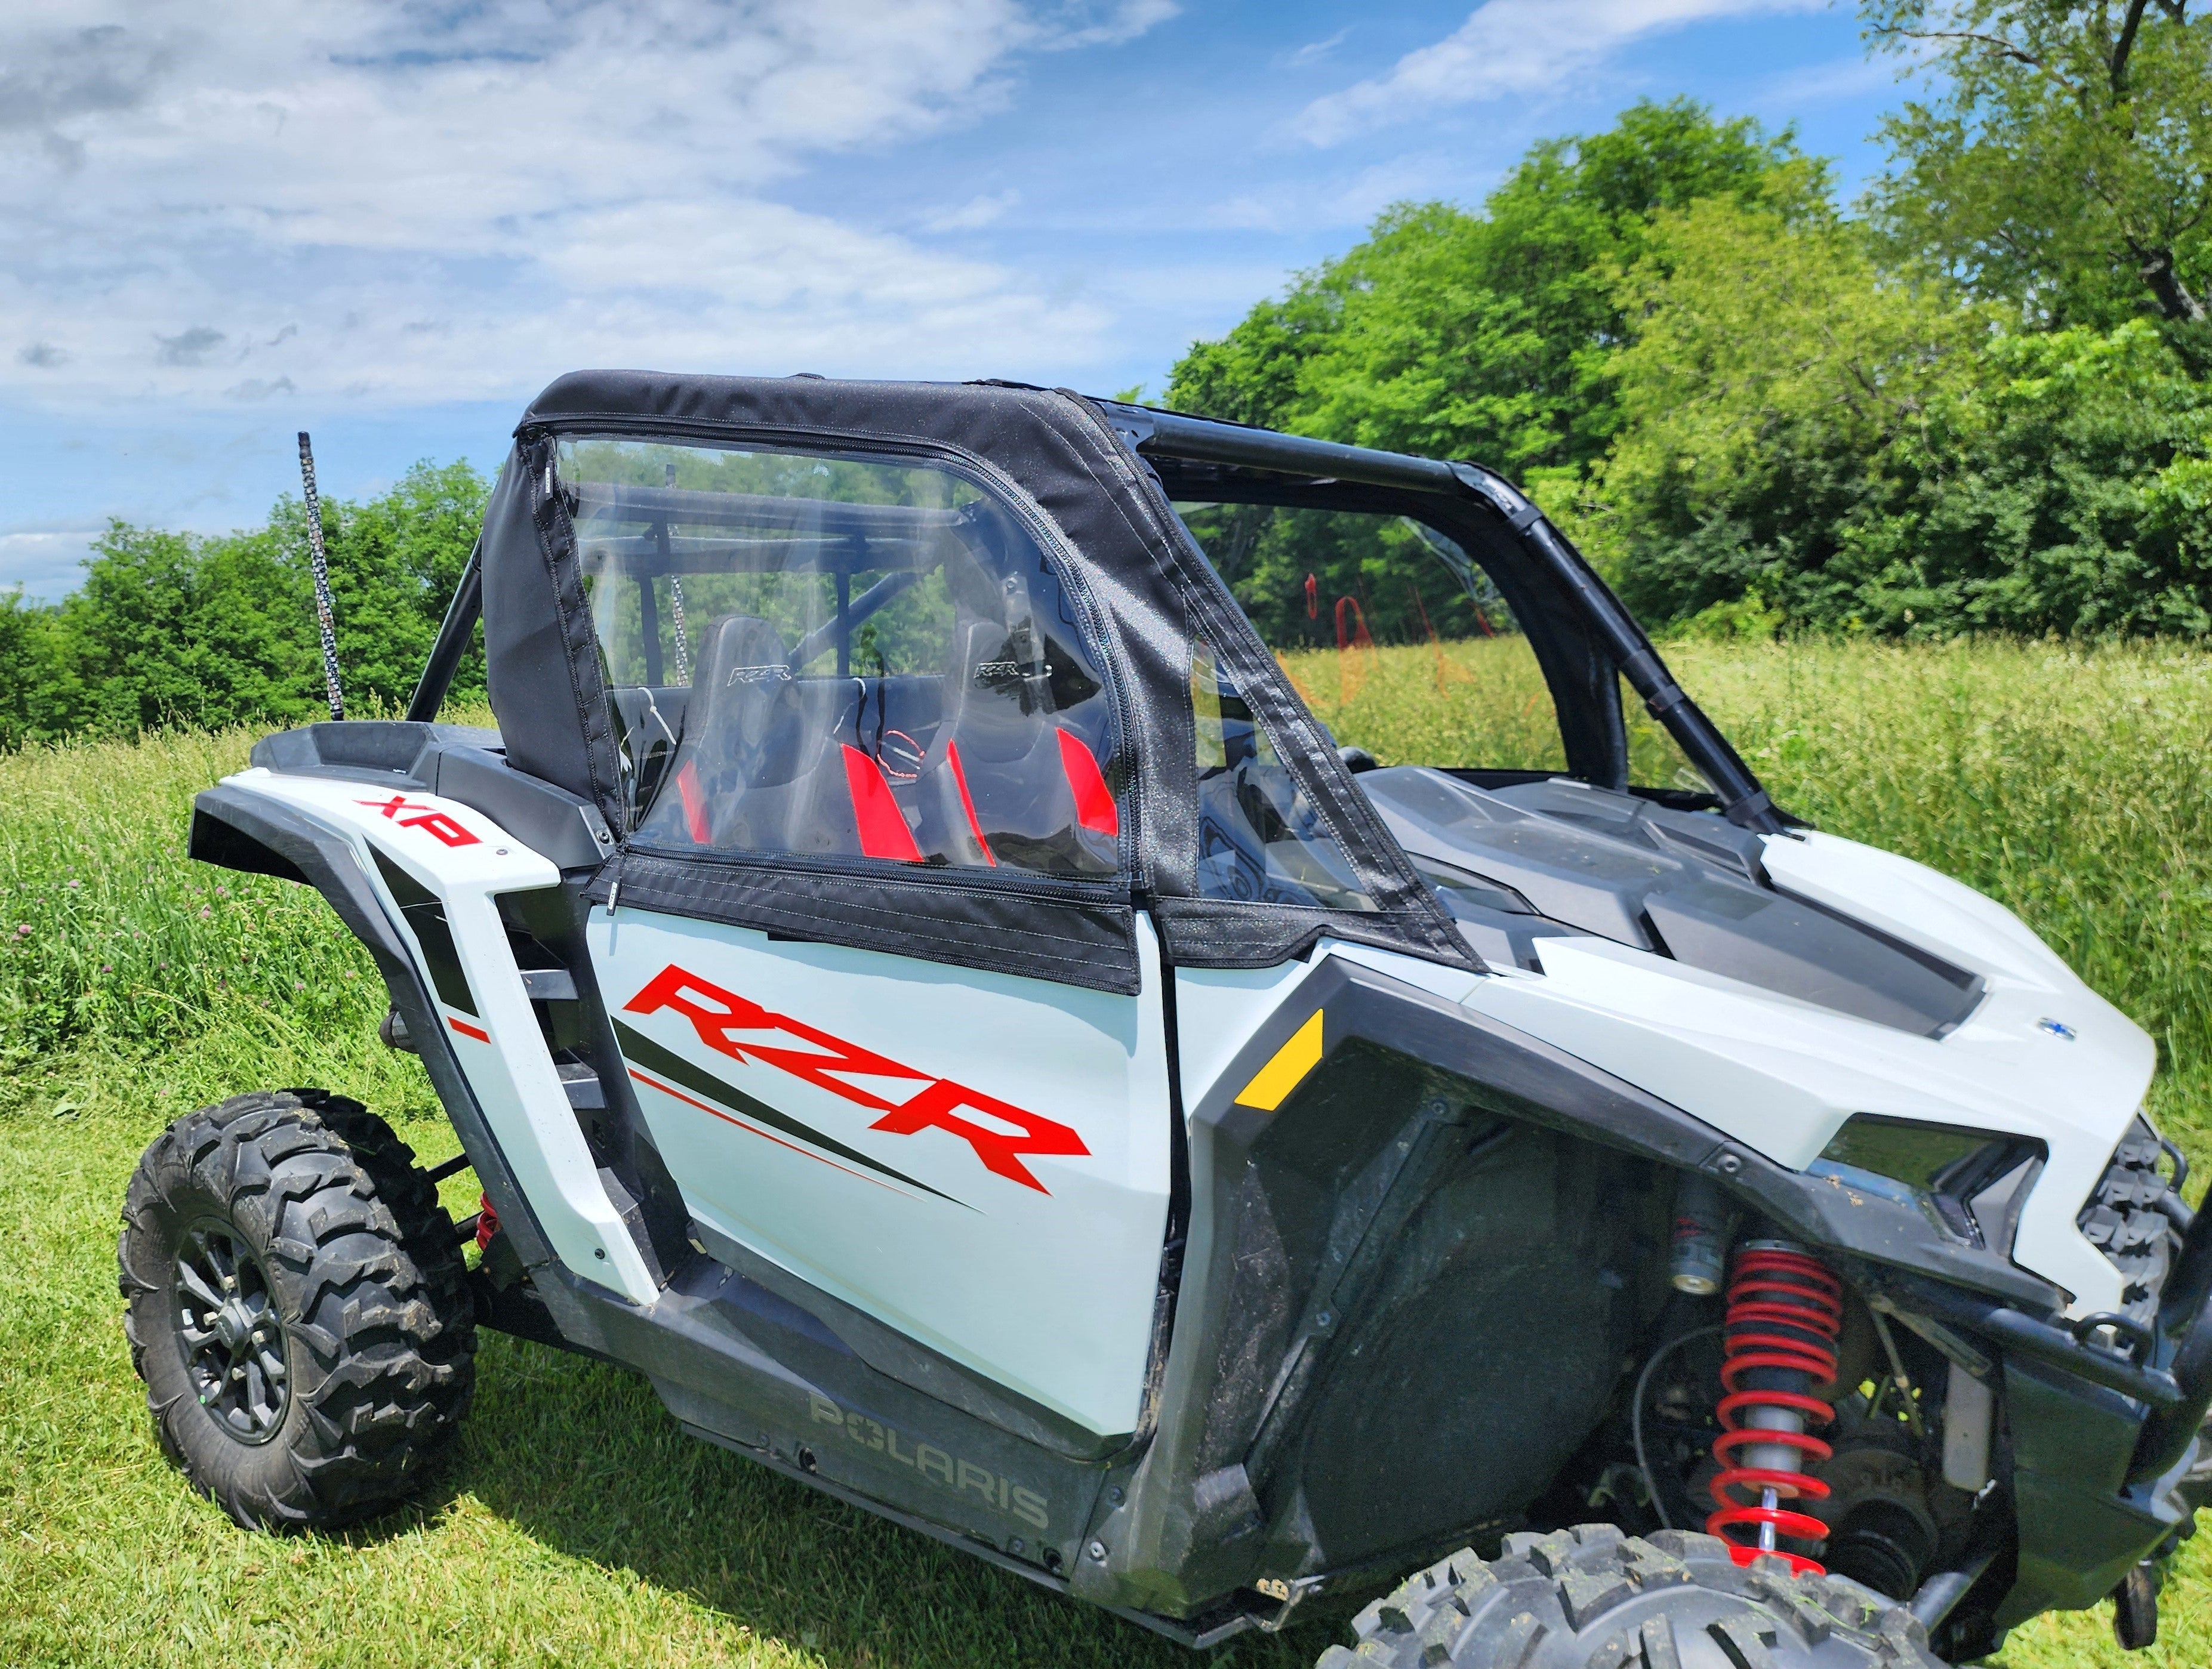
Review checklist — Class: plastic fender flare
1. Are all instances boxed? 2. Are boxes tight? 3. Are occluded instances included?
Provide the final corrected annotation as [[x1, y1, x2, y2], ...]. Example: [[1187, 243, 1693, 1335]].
[[189, 785, 614, 1353]]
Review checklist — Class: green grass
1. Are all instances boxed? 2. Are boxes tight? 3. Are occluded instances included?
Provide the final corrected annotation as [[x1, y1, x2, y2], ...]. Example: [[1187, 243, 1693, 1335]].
[[5, 643, 2212, 1665]]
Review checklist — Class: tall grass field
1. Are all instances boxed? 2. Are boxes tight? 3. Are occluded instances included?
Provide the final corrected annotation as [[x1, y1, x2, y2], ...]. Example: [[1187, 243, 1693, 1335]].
[[4, 638, 2209, 1667]]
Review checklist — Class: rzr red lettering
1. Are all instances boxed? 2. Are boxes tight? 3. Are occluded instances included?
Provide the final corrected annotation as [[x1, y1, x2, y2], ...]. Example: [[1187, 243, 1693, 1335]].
[[624, 964, 1087, 1192], [624, 967, 920, 1097], [862, 1077, 1087, 1193]]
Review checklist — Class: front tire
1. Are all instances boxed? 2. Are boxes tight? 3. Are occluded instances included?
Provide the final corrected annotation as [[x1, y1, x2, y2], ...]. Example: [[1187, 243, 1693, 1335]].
[[117, 1089, 476, 1529], [1320, 1526, 1946, 1668]]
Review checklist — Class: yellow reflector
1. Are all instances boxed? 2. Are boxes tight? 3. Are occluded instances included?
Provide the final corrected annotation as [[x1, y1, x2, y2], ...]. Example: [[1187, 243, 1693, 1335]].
[[1235, 1010, 1325, 1111]]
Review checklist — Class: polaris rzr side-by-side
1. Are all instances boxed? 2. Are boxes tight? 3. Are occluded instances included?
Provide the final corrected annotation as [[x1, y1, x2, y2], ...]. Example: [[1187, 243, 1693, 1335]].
[[126, 372, 2211, 1667]]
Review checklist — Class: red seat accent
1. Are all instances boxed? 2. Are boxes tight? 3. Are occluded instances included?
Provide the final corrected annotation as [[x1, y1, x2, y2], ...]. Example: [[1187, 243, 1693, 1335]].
[[945, 740, 996, 865], [675, 758, 710, 844], [842, 744, 923, 862], [1055, 729, 1119, 838]]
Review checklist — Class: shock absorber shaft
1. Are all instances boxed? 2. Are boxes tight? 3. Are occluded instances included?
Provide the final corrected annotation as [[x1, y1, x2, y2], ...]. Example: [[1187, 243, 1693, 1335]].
[[1707, 1239, 1843, 1574]]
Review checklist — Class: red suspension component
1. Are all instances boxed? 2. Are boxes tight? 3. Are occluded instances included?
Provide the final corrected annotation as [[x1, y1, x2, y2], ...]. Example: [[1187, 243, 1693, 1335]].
[[1706, 1241, 1844, 1574], [475, 1193, 500, 1253]]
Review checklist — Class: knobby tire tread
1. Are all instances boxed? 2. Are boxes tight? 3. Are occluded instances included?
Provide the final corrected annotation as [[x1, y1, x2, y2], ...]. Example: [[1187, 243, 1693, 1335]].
[[118, 1089, 476, 1529], [1317, 1526, 1946, 1668]]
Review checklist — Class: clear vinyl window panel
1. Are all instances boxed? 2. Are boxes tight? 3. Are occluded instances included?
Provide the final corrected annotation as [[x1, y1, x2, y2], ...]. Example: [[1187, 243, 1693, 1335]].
[[566, 437, 1122, 878], [1191, 638, 1374, 911], [1173, 502, 1569, 775]]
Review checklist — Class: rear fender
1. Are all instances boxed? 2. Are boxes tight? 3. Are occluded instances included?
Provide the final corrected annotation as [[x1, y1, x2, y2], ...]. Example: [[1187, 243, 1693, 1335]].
[[190, 770, 659, 1306]]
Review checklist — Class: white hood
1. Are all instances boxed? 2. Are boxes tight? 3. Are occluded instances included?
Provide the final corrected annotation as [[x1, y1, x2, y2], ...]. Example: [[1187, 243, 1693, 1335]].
[[1456, 828, 2156, 1318]]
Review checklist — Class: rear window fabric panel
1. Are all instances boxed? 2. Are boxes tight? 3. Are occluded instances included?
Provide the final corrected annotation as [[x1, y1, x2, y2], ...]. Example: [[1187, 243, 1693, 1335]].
[[483, 442, 629, 831], [583, 852, 1139, 996], [514, 377, 1198, 911]]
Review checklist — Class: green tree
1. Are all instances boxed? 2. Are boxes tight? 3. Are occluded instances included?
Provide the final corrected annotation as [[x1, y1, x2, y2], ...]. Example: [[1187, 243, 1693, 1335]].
[[1865, 1, 2212, 368], [1166, 101, 1825, 641], [54, 522, 319, 734], [0, 588, 67, 749], [1601, 199, 2212, 634], [316, 459, 488, 711], [1169, 99, 1825, 476], [0, 459, 489, 748]]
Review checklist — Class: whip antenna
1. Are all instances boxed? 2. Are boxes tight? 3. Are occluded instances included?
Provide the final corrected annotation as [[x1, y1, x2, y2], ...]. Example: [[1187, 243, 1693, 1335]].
[[297, 431, 345, 721]]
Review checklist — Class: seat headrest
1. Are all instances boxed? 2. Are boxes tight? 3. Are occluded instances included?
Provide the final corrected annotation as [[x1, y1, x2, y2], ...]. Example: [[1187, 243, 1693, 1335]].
[[692, 615, 791, 695], [688, 614, 793, 767]]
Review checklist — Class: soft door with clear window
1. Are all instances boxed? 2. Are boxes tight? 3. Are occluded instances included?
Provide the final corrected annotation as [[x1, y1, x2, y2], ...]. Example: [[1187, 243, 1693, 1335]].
[[571, 436, 1169, 1439]]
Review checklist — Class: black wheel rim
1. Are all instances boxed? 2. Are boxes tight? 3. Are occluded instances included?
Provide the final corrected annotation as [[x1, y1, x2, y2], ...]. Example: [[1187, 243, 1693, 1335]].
[[171, 1218, 292, 1445]]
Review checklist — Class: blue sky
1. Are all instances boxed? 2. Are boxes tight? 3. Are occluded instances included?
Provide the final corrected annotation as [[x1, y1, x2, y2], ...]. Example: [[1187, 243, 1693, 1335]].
[[2, 1, 1916, 601]]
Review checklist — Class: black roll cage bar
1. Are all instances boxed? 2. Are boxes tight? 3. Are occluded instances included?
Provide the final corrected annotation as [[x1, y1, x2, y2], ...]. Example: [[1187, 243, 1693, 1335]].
[[1102, 402, 1781, 833], [408, 399, 1783, 834]]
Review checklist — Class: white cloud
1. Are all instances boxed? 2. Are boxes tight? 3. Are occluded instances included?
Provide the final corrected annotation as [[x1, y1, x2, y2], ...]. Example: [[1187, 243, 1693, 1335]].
[[1284, 27, 1351, 69], [1296, 0, 1823, 146], [1754, 52, 1912, 108], [0, 1, 1174, 410], [1044, 1, 1181, 50], [922, 188, 1022, 232]]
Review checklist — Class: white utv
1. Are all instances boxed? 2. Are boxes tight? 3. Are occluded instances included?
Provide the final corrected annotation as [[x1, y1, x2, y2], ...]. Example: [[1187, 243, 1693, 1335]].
[[126, 372, 2211, 1666]]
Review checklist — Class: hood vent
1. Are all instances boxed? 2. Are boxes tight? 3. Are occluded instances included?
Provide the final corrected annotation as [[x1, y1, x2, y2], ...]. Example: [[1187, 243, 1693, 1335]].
[[1359, 769, 1983, 1039]]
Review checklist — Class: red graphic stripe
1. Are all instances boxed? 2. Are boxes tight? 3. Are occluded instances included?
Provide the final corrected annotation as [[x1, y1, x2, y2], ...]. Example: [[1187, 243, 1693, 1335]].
[[1055, 729, 1119, 838], [945, 739, 995, 865], [447, 1016, 490, 1042], [675, 758, 710, 844], [842, 744, 923, 862], [629, 1068, 911, 1196]]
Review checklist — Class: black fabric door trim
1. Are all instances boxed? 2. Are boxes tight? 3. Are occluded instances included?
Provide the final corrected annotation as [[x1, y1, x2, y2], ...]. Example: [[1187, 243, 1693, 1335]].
[[586, 850, 1141, 996], [1151, 896, 1474, 973]]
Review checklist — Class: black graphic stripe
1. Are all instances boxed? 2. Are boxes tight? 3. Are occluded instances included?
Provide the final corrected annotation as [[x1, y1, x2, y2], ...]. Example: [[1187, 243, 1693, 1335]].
[[371, 850, 477, 1015], [613, 1020, 968, 1208]]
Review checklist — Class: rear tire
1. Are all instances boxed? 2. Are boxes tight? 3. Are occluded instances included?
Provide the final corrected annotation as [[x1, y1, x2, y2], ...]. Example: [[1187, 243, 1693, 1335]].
[[117, 1089, 476, 1529], [1318, 1526, 1946, 1667]]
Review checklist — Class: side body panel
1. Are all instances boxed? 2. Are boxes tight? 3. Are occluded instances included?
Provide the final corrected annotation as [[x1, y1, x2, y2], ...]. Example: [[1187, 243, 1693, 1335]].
[[1173, 959, 1324, 1112], [574, 1252, 1116, 1594], [214, 769, 659, 1303], [584, 905, 1174, 1439]]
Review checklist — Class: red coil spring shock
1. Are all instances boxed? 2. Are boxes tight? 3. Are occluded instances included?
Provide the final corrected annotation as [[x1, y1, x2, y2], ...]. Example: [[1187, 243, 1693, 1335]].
[[1706, 1241, 1843, 1574]]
